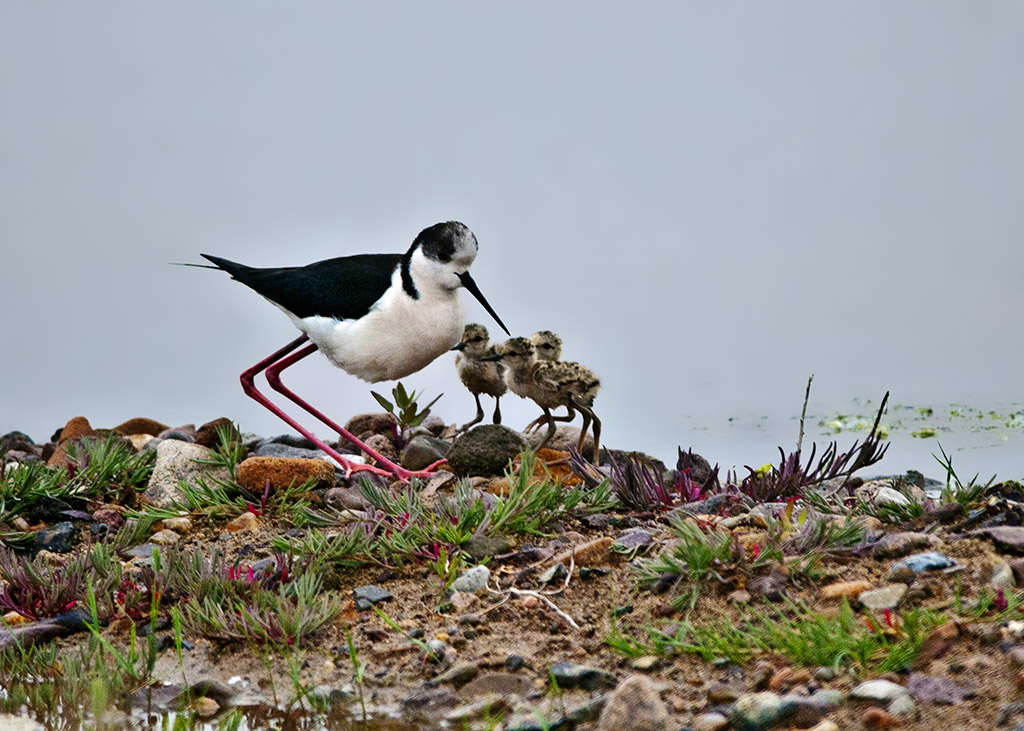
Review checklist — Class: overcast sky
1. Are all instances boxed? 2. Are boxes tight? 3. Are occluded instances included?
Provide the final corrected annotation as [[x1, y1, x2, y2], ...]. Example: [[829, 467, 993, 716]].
[[2, 3, 1022, 478]]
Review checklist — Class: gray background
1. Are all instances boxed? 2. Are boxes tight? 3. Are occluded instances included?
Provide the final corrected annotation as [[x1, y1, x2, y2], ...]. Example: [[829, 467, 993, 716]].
[[2, 3, 1022, 479]]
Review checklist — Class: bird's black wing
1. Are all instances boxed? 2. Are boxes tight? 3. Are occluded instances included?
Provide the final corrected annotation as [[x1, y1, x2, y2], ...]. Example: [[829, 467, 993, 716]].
[[201, 253, 402, 321]]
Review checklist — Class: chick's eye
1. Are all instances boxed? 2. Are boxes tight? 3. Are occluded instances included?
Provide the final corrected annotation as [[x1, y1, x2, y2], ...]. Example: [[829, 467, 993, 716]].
[[437, 252, 451, 263]]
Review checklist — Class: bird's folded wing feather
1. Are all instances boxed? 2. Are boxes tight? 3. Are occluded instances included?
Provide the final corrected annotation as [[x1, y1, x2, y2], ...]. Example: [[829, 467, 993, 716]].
[[201, 253, 403, 321]]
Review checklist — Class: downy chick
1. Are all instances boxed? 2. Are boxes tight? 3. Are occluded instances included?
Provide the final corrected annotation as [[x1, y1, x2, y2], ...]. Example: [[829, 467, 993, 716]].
[[530, 330, 563, 362], [452, 323, 506, 430], [489, 337, 601, 464]]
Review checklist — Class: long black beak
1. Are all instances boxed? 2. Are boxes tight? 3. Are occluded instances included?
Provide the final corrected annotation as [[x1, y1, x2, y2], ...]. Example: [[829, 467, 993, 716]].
[[457, 271, 510, 336], [478, 353, 503, 362]]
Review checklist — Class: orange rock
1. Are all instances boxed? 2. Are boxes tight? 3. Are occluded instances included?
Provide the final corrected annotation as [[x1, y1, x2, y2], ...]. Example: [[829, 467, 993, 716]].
[[127, 434, 155, 451], [57, 416, 95, 443], [2, 611, 31, 626], [111, 417, 169, 437], [47, 416, 97, 467], [194, 417, 238, 448], [820, 580, 873, 600], [238, 456, 335, 491], [768, 666, 812, 691], [513, 449, 583, 486], [861, 707, 900, 727], [226, 511, 259, 533]]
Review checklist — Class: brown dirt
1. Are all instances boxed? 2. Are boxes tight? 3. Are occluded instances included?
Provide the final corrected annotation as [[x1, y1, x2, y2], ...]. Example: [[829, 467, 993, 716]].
[[75, 496, 1024, 730]]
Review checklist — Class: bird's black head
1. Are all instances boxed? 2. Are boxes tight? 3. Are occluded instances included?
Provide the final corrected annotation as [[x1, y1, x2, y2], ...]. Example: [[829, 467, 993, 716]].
[[411, 221, 478, 265]]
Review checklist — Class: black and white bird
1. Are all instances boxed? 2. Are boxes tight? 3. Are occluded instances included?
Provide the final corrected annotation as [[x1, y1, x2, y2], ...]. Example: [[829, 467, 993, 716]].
[[191, 221, 509, 481], [451, 323, 507, 431]]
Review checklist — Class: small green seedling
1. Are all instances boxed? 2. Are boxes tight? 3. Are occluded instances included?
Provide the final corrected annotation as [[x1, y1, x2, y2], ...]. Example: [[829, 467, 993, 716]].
[[371, 381, 442, 431]]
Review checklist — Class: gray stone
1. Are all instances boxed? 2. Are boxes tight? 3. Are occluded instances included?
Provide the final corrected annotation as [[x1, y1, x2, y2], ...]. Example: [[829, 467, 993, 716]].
[[458, 671, 532, 700], [398, 686, 457, 713], [144, 441, 230, 508], [888, 693, 917, 717], [34, 522, 76, 553], [990, 560, 1016, 589], [1008, 646, 1024, 666], [782, 693, 827, 727], [352, 585, 392, 611], [813, 666, 837, 681], [972, 526, 1024, 555], [446, 425, 528, 477], [187, 679, 235, 704], [887, 551, 956, 577], [400, 435, 451, 471], [858, 583, 907, 610], [259, 434, 318, 450], [613, 529, 654, 552], [342, 413, 396, 440], [693, 713, 730, 731], [253, 442, 331, 462], [433, 662, 480, 687], [443, 694, 511, 723], [324, 487, 371, 512], [548, 662, 617, 691], [748, 572, 788, 602], [867, 485, 911, 507], [807, 688, 844, 709], [674, 493, 753, 516], [157, 425, 196, 442], [538, 563, 568, 585], [425, 639, 451, 664], [449, 565, 490, 594], [362, 434, 397, 461], [582, 513, 614, 530], [420, 414, 447, 436], [121, 543, 160, 560], [149, 529, 180, 546], [461, 533, 516, 561], [597, 675, 670, 731], [706, 682, 741, 704], [729, 692, 798, 731], [850, 679, 907, 703], [872, 531, 940, 559]]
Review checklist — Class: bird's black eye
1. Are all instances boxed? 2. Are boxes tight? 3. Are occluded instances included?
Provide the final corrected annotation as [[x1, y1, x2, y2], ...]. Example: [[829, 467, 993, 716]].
[[541, 344, 553, 349], [437, 252, 451, 263]]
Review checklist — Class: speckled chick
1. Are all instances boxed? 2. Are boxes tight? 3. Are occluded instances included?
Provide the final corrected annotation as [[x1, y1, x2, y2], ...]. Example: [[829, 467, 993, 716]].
[[491, 337, 602, 463], [452, 323, 507, 430], [530, 330, 563, 362]]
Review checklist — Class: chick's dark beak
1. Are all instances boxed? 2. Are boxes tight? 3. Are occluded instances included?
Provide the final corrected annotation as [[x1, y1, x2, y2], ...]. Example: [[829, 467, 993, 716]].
[[478, 353, 503, 362], [450, 342, 466, 352], [457, 271, 510, 336]]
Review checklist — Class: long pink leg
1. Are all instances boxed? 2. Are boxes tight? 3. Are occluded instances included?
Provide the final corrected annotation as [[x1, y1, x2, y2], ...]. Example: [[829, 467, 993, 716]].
[[263, 341, 447, 481], [240, 335, 396, 479]]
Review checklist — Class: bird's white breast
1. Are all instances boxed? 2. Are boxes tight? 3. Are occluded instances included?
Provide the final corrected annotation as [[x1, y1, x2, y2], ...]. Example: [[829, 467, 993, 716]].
[[294, 270, 465, 383]]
